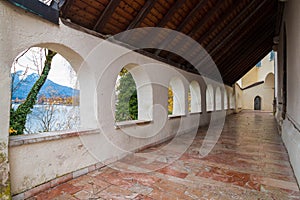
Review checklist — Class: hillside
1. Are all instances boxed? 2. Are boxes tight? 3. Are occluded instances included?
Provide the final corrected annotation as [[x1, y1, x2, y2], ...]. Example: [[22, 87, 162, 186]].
[[11, 71, 79, 100]]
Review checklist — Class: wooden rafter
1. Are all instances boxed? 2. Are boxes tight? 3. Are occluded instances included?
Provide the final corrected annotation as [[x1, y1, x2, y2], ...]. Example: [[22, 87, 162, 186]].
[[193, 0, 269, 70], [209, 17, 274, 82], [153, 0, 209, 55], [274, 1, 285, 37], [126, 0, 157, 30], [93, 0, 122, 32], [168, 0, 229, 61], [58, 0, 280, 85], [207, 0, 269, 54], [215, 5, 275, 68], [222, 25, 274, 79], [230, 44, 272, 84]]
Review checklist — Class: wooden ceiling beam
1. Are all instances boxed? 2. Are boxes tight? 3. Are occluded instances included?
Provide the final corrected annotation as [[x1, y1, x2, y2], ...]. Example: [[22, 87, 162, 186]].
[[206, 0, 269, 54], [157, 0, 186, 27], [152, 0, 209, 55], [180, 0, 258, 65], [221, 29, 273, 81], [204, 13, 274, 83], [125, 0, 157, 30], [173, 1, 237, 64], [214, 15, 274, 72], [185, 0, 261, 67], [157, 0, 224, 57], [274, 1, 285, 37], [93, 0, 122, 32], [61, 0, 74, 18], [229, 44, 272, 84], [193, 0, 269, 70], [216, 11, 275, 72]]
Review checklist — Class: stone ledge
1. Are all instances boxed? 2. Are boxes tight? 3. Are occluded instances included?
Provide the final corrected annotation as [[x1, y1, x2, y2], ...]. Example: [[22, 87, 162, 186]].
[[114, 120, 152, 129], [168, 114, 186, 119], [11, 133, 177, 199], [9, 128, 100, 147], [189, 111, 202, 115]]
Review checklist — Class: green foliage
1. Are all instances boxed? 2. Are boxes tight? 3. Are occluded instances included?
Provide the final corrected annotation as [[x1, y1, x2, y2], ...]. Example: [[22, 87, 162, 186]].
[[10, 49, 57, 135], [115, 68, 138, 122]]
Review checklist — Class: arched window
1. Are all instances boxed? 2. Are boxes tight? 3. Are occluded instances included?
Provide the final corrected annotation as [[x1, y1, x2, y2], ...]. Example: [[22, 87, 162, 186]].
[[114, 64, 153, 122], [230, 92, 235, 109], [168, 77, 185, 115], [215, 87, 222, 111], [206, 84, 214, 112], [189, 81, 201, 113], [224, 90, 228, 110], [115, 68, 138, 122], [10, 47, 80, 135]]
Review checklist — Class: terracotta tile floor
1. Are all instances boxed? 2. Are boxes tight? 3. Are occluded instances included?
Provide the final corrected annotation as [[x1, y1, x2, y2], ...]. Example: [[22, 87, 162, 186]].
[[29, 111, 300, 199]]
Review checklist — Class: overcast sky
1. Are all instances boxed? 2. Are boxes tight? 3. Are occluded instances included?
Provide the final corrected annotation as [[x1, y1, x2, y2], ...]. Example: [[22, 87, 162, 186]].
[[12, 48, 78, 89]]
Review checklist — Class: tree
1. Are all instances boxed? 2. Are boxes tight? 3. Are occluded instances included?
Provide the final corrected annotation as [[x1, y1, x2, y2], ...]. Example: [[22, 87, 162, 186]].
[[10, 49, 57, 135], [115, 68, 138, 122], [168, 86, 173, 115]]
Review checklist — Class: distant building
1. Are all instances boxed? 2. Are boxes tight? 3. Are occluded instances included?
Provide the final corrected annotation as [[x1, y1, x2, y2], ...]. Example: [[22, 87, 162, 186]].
[[237, 51, 275, 111]]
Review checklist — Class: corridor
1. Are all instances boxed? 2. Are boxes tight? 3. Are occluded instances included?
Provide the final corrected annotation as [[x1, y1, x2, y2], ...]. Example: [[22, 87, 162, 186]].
[[28, 111, 300, 199]]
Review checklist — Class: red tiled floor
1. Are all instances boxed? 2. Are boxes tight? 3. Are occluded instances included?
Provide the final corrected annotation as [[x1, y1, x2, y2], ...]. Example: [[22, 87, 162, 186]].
[[28, 111, 300, 199]]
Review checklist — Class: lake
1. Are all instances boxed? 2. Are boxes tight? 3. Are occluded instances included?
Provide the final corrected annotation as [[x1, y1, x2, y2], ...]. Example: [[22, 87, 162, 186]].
[[12, 104, 80, 134]]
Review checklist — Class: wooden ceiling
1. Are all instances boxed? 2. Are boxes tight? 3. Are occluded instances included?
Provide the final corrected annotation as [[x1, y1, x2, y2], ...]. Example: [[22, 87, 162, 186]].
[[60, 0, 284, 85]]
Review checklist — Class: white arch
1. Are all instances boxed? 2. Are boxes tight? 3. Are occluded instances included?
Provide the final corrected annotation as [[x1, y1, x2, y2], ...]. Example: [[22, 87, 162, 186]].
[[216, 87, 222, 111], [170, 77, 185, 115], [189, 81, 201, 113], [10, 44, 98, 129], [224, 90, 228, 110], [206, 84, 214, 112], [123, 64, 153, 120]]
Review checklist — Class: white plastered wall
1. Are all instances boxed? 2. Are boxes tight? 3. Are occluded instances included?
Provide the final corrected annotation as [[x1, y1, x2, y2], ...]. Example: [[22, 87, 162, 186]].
[[0, 1, 238, 195], [277, 0, 300, 185], [241, 74, 275, 111]]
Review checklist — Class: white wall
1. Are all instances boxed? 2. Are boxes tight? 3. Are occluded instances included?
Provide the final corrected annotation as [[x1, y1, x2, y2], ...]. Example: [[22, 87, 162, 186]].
[[0, 1, 239, 196], [242, 74, 275, 111], [277, 0, 300, 185]]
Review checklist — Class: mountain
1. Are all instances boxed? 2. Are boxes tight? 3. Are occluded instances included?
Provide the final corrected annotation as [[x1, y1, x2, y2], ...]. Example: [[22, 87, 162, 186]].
[[11, 71, 79, 100]]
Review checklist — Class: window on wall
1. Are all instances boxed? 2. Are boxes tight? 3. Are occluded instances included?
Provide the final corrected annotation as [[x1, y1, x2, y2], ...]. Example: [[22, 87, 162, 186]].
[[269, 50, 275, 61], [10, 47, 80, 135], [215, 87, 222, 111], [224, 90, 228, 110], [168, 86, 174, 115], [115, 68, 138, 122], [189, 81, 201, 113], [206, 84, 214, 112], [168, 77, 185, 116]]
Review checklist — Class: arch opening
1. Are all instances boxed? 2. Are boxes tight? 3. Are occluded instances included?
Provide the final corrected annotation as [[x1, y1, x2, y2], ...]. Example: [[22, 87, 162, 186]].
[[115, 64, 153, 122], [10, 47, 80, 135], [224, 90, 228, 110], [168, 77, 185, 115], [215, 87, 222, 111], [206, 84, 214, 112], [189, 81, 201, 113]]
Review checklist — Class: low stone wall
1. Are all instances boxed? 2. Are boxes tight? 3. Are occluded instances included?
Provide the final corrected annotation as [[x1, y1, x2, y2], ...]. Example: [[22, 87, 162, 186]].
[[9, 109, 234, 198]]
